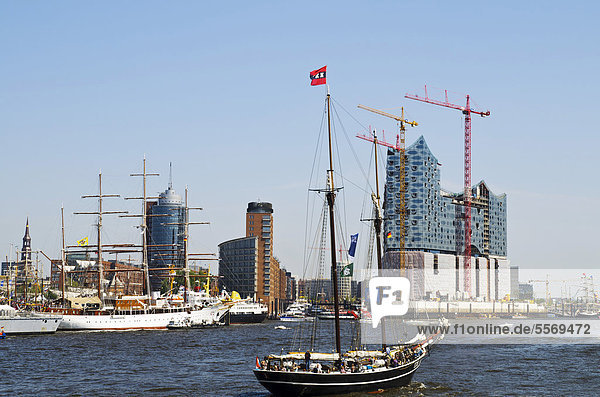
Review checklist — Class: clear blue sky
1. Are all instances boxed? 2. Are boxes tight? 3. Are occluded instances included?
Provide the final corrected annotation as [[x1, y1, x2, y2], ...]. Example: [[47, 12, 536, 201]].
[[1, 1, 598, 278]]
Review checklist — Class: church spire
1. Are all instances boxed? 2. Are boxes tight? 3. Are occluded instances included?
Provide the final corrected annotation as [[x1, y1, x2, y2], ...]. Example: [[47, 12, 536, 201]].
[[21, 218, 32, 262]]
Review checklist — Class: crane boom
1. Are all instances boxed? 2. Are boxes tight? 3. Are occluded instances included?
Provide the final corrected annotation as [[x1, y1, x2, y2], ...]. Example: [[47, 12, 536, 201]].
[[357, 104, 419, 125], [405, 85, 490, 298], [357, 104, 417, 271]]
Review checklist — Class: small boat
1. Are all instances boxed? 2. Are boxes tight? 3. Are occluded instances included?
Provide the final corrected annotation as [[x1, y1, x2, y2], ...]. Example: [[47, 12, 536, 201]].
[[0, 305, 62, 335]]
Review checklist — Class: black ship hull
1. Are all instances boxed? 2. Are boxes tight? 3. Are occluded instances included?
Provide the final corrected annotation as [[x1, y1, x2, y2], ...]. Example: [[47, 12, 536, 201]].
[[229, 312, 268, 324], [253, 358, 422, 396]]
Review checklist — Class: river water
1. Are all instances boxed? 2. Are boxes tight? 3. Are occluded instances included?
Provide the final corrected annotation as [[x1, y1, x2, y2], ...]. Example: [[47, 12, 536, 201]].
[[0, 320, 597, 396]]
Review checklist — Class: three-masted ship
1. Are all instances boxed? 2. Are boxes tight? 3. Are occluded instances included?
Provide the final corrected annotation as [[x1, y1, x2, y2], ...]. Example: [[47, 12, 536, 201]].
[[45, 159, 230, 331]]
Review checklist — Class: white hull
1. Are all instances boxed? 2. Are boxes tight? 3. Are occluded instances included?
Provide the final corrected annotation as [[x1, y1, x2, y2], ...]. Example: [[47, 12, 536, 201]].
[[279, 316, 313, 322], [58, 305, 229, 331], [1, 316, 62, 334]]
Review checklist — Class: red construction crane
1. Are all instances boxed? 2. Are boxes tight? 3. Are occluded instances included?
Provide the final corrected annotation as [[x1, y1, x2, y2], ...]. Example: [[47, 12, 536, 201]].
[[405, 85, 490, 296]]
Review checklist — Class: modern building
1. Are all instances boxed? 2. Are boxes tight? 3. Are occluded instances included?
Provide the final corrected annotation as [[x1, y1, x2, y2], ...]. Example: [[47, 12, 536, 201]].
[[218, 236, 259, 300], [146, 185, 186, 291], [519, 283, 534, 300], [510, 266, 520, 300], [285, 270, 297, 301], [218, 201, 295, 314], [382, 136, 509, 300], [384, 136, 507, 256]]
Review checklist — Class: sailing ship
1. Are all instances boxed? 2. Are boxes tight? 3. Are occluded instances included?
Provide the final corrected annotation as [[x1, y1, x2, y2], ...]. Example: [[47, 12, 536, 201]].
[[45, 160, 230, 331], [254, 82, 440, 395]]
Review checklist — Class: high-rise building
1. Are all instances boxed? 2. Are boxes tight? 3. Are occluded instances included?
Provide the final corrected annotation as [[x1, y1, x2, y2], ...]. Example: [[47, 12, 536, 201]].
[[245, 201, 287, 313], [218, 201, 292, 314], [218, 236, 259, 300], [510, 266, 520, 300], [146, 185, 186, 291], [383, 136, 509, 300]]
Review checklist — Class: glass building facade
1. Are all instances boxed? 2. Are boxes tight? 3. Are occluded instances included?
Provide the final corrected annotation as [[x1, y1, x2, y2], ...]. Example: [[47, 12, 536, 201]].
[[147, 186, 186, 290], [218, 236, 259, 300], [383, 136, 507, 257]]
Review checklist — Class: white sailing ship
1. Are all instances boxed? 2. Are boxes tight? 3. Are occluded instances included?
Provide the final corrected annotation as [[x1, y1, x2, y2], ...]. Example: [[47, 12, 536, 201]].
[[46, 160, 230, 331]]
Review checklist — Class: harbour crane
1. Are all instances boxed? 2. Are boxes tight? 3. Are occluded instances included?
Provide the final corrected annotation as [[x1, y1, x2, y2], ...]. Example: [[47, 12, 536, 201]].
[[528, 276, 581, 305], [405, 86, 490, 296], [356, 105, 418, 270], [528, 275, 552, 305]]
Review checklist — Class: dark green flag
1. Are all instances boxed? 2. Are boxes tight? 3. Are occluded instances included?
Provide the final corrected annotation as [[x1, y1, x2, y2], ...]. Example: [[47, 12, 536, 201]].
[[340, 263, 353, 277]]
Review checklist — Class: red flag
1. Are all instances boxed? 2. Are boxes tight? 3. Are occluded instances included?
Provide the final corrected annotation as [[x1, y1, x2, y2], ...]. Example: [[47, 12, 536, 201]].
[[310, 66, 327, 86], [256, 356, 261, 369]]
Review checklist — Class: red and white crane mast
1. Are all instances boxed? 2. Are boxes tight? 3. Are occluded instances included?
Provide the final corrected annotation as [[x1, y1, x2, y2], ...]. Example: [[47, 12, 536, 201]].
[[405, 86, 490, 296]]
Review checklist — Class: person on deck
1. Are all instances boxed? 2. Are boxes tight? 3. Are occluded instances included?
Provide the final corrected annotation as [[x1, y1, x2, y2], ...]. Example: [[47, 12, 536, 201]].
[[304, 351, 311, 370]]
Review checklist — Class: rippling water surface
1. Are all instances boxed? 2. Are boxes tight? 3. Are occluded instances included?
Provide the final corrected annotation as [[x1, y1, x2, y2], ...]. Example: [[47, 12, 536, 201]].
[[0, 320, 597, 396]]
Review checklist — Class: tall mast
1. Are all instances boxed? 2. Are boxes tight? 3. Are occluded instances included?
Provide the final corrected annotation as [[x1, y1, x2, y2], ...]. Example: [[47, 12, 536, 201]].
[[75, 171, 126, 305], [175, 187, 208, 304], [184, 187, 190, 303], [372, 131, 383, 270], [98, 173, 103, 300], [142, 158, 152, 302], [126, 157, 159, 303], [141, 158, 152, 303], [61, 206, 66, 306], [325, 91, 342, 361]]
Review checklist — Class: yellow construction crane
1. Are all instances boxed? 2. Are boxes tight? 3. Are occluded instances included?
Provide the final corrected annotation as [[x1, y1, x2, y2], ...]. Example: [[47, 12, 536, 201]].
[[356, 105, 418, 270]]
